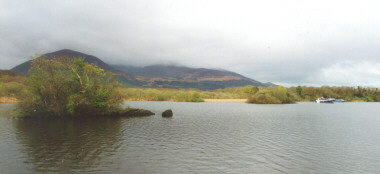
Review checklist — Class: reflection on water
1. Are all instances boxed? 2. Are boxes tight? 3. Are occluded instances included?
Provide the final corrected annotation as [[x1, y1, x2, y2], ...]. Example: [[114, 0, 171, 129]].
[[1, 102, 380, 173], [0, 103, 14, 118], [13, 117, 124, 173]]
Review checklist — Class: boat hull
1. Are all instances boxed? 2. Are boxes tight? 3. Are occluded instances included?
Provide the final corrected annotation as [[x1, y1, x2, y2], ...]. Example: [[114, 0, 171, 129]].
[[316, 99, 333, 103]]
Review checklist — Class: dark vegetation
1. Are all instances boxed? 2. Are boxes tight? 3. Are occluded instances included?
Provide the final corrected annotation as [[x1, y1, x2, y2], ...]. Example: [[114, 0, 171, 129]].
[[12, 57, 153, 117]]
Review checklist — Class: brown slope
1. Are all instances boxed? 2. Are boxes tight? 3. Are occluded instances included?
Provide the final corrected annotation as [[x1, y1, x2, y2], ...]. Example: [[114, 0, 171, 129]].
[[0, 70, 24, 77], [0, 70, 26, 83], [113, 65, 272, 90]]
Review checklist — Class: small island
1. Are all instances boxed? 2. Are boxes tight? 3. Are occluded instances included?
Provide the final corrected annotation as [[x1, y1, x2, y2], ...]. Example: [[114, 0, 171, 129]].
[[15, 56, 154, 118]]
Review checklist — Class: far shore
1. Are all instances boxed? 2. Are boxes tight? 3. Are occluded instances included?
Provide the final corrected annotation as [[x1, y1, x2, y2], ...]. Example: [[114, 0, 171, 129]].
[[0, 97, 18, 103]]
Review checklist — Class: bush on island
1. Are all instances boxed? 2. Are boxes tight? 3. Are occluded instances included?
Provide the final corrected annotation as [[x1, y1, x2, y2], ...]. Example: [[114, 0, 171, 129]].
[[247, 86, 295, 104], [16, 56, 153, 117]]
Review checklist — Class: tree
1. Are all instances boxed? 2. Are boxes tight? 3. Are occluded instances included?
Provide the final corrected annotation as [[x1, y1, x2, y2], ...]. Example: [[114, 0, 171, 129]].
[[17, 57, 122, 117], [296, 86, 302, 96]]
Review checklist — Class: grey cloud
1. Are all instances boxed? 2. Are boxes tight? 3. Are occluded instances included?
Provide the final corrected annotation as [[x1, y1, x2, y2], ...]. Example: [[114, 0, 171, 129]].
[[1, 0, 379, 87]]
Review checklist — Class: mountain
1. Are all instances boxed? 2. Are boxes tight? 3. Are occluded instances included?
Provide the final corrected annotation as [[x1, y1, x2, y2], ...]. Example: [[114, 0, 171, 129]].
[[10, 49, 138, 86], [11, 49, 130, 77], [113, 65, 272, 90], [263, 82, 276, 86], [10, 49, 273, 90]]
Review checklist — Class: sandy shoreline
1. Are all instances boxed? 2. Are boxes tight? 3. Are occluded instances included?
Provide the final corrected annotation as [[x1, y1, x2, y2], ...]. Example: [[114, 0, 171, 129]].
[[0, 97, 18, 103], [123, 98, 247, 102]]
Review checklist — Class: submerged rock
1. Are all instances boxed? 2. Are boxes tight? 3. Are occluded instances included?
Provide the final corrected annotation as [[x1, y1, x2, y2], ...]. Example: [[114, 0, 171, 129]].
[[117, 109, 155, 117], [162, 109, 173, 117]]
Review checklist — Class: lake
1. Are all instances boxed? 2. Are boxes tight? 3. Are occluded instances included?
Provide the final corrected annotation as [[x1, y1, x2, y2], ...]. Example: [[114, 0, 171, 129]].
[[1, 102, 380, 173]]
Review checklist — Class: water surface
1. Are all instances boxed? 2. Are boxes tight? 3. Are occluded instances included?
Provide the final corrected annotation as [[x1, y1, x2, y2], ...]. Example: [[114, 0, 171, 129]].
[[1, 102, 379, 173]]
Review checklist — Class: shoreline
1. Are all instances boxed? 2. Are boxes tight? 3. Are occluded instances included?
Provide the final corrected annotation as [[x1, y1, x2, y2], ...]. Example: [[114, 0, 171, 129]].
[[0, 97, 18, 103], [0, 97, 370, 104], [123, 98, 247, 102], [203, 99, 247, 102]]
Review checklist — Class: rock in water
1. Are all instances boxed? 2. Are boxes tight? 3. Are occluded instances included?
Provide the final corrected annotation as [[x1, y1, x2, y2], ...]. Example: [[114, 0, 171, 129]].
[[162, 109, 173, 117], [118, 109, 154, 117]]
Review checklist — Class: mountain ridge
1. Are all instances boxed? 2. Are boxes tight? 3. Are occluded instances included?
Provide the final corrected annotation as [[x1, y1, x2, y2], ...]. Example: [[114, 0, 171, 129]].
[[10, 49, 273, 90], [114, 64, 264, 84], [11, 49, 134, 79]]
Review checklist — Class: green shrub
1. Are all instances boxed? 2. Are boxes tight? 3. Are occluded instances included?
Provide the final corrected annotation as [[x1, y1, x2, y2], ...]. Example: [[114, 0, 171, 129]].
[[247, 92, 282, 104], [17, 57, 122, 117], [240, 85, 258, 96], [190, 92, 204, 102], [0, 81, 26, 97], [247, 86, 294, 104]]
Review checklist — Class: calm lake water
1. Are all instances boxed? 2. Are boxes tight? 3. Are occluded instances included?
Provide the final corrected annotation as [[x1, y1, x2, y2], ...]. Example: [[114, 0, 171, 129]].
[[0, 102, 380, 173]]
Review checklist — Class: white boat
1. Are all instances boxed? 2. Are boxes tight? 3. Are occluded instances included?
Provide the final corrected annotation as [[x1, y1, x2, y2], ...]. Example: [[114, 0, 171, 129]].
[[327, 98, 336, 102], [316, 97, 333, 103]]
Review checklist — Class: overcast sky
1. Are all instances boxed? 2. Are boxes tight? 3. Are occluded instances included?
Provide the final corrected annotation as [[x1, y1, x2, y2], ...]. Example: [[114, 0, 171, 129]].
[[1, 0, 379, 86]]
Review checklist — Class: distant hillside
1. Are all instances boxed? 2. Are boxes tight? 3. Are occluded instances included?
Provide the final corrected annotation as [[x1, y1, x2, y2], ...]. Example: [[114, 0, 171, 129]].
[[10, 49, 138, 87], [0, 70, 25, 84], [263, 82, 276, 86], [10, 49, 273, 90], [12, 49, 131, 76], [0, 70, 24, 77], [114, 65, 272, 90], [114, 65, 244, 80]]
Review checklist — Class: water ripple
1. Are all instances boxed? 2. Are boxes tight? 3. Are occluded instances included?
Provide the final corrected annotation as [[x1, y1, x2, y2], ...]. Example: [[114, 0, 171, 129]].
[[0, 102, 380, 173]]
